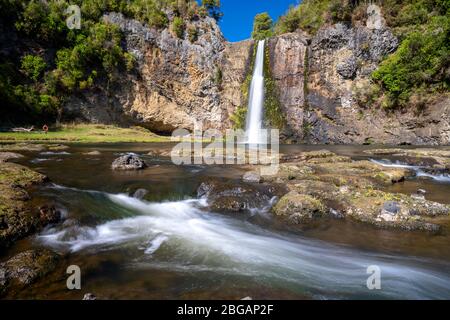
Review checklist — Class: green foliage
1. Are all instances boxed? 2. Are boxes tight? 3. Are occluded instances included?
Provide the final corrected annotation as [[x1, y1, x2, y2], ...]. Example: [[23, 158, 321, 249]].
[[202, 0, 223, 21], [1, 0, 225, 124], [15, 0, 68, 43], [21, 55, 46, 82], [274, 0, 450, 110], [372, 15, 449, 109], [252, 12, 273, 40], [172, 16, 185, 38], [230, 106, 247, 130], [274, 5, 302, 35], [230, 44, 257, 129], [214, 67, 223, 88], [127, 0, 168, 28], [187, 25, 198, 42], [275, 0, 332, 35], [263, 44, 284, 129]]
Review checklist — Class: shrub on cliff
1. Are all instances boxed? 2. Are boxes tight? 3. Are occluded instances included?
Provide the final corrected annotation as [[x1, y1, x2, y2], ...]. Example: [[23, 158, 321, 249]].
[[172, 17, 185, 39], [21, 55, 47, 82], [0, 0, 225, 124], [372, 15, 449, 109], [252, 12, 274, 40]]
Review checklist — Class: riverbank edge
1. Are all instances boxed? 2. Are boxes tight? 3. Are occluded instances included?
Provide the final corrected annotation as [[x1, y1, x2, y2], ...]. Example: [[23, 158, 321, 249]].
[[0, 124, 170, 144]]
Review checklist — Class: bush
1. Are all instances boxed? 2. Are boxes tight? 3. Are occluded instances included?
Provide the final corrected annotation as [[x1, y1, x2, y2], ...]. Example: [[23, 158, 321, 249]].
[[275, 0, 331, 35], [252, 13, 273, 40], [274, 6, 302, 34], [172, 17, 185, 39], [187, 26, 198, 42], [372, 16, 449, 108], [21, 55, 47, 82], [202, 0, 223, 21]]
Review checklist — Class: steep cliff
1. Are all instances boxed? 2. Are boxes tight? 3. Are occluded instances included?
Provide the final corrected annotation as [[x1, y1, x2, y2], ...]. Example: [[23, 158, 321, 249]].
[[267, 22, 449, 145], [63, 12, 253, 134], [60, 11, 450, 144]]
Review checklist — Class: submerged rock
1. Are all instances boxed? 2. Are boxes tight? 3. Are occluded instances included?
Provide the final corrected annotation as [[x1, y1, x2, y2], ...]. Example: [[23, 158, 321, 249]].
[[197, 179, 286, 213], [0, 152, 23, 162], [0, 161, 54, 249], [242, 171, 262, 183], [0, 249, 60, 296], [112, 154, 147, 171], [83, 293, 97, 300], [133, 189, 148, 200], [39, 205, 62, 225], [83, 151, 101, 156], [0, 143, 69, 152]]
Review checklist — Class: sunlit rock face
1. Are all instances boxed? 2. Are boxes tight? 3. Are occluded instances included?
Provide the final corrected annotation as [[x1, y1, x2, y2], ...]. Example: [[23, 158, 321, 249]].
[[63, 12, 449, 145]]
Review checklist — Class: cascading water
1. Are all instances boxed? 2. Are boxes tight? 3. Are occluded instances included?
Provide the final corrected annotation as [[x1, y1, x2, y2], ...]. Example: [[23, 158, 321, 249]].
[[245, 40, 266, 144], [37, 184, 450, 299]]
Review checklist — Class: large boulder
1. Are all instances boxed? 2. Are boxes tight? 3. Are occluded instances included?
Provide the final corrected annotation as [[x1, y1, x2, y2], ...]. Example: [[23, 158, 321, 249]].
[[112, 154, 147, 171]]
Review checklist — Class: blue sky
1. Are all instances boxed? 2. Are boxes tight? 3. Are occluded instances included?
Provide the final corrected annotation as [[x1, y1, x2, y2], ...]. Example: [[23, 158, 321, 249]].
[[218, 0, 300, 42]]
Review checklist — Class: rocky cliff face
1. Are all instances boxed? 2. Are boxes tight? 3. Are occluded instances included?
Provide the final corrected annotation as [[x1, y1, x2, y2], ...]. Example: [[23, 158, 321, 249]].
[[64, 12, 449, 144], [64, 12, 251, 134], [268, 23, 449, 145]]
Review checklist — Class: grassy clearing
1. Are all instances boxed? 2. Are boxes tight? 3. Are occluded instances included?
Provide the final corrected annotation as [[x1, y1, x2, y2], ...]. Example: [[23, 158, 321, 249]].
[[0, 124, 169, 143]]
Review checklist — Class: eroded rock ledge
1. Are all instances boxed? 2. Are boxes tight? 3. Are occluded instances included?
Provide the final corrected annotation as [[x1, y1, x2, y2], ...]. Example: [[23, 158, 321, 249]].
[[251, 150, 449, 232]]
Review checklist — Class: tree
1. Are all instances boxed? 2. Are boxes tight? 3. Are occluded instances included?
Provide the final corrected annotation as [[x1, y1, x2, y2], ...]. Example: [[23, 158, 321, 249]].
[[202, 0, 223, 21], [252, 12, 273, 40]]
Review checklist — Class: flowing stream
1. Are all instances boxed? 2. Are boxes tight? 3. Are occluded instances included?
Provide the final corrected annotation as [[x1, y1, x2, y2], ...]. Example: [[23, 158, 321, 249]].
[[5, 144, 450, 300], [245, 40, 266, 144]]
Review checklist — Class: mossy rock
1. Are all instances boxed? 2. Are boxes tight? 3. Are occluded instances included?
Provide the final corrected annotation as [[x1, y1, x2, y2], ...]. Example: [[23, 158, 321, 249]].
[[273, 191, 327, 223]]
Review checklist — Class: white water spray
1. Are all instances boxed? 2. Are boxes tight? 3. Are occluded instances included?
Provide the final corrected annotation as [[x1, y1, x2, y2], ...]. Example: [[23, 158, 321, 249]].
[[245, 40, 266, 144]]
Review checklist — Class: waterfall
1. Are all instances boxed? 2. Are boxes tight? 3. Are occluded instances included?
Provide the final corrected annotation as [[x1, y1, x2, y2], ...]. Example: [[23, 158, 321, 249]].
[[245, 40, 266, 144]]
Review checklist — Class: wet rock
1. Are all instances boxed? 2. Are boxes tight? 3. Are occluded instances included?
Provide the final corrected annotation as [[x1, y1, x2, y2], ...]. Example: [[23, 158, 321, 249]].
[[147, 149, 173, 157], [83, 151, 101, 156], [0, 162, 49, 248], [280, 150, 338, 163], [133, 189, 148, 200], [382, 201, 400, 215], [0, 143, 69, 152], [0, 249, 60, 296], [197, 179, 286, 213], [364, 148, 450, 169], [0, 143, 46, 152], [47, 144, 69, 151], [417, 189, 427, 195], [242, 171, 261, 183], [39, 205, 61, 225], [268, 149, 450, 232], [112, 154, 147, 171], [273, 191, 327, 223], [0, 152, 23, 162], [83, 293, 97, 300]]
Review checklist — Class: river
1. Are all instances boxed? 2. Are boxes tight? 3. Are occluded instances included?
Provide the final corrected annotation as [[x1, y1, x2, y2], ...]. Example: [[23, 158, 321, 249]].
[[4, 143, 450, 299]]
